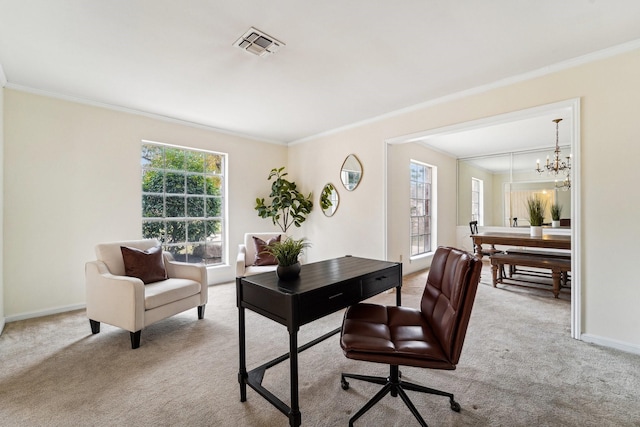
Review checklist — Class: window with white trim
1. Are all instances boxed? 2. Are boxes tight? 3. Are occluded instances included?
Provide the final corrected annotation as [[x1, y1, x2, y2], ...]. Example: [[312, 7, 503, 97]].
[[471, 177, 483, 225], [410, 161, 433, 257], [141, 142, 226, 264]]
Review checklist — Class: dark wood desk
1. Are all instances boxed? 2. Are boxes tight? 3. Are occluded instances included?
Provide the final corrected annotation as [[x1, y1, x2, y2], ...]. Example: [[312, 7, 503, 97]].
[[470, 232, 571, 258], [236, 256, 402, 427]]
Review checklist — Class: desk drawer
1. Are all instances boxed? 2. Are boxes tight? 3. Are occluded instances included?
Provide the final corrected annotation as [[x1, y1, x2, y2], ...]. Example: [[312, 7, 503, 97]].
[[299, 282, 359, 325], [241, 283, 288, 324], [361, 269, 398, 299]]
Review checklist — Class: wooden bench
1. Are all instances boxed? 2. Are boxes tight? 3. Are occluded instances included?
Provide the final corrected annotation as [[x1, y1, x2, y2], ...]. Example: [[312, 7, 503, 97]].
[[504, 249, 571, 282], [490, 252, 571, 298], [504, 248, 570, 258]]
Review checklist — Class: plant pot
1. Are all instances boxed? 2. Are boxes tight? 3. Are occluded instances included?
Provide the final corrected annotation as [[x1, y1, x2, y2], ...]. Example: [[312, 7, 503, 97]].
[[530, 226, 542, 237], [276, 262, 301, 281], [552, 220, 561, 228]]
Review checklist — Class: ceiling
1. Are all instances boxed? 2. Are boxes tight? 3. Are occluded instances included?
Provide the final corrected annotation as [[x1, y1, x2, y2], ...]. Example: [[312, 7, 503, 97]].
[[1, 1, 640, 144], [417, 107, 574, 173]]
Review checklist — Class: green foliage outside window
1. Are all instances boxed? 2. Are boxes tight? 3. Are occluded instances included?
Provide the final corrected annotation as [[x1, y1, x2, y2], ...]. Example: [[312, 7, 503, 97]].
[[141, 143, 225, 264]]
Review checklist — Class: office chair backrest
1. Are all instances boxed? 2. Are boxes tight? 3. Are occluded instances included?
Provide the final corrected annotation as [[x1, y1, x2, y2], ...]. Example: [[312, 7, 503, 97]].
[[420, 246, 482, 364]]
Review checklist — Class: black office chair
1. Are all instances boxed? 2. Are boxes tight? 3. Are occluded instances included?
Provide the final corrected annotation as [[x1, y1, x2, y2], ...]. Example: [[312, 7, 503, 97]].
[[340, 246, 483, 426]]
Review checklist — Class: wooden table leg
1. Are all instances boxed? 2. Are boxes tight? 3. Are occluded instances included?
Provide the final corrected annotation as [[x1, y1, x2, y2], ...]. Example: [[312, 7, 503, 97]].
[[552, 270, 561, 298], [491, 262, 498, 287], [474, 242, 484, 259]]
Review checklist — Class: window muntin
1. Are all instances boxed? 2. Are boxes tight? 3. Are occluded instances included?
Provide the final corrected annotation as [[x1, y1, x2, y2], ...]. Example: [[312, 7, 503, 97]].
[[410, 161, 433, 257], [141, 143, 226, 265]]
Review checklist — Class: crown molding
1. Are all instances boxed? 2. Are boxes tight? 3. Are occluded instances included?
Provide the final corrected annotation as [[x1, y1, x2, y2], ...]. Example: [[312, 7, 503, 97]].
[[291, 38, 640, 145], [4, 38, 640, 146], [3, 82, 286, 146]]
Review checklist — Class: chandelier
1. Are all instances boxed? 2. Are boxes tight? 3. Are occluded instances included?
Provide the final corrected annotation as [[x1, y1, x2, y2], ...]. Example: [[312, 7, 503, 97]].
[[535, 118, 571, 190]]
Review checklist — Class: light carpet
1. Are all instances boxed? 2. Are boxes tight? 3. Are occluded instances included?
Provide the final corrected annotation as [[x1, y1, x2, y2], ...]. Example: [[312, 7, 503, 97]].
[[1, 265, 639, 426]]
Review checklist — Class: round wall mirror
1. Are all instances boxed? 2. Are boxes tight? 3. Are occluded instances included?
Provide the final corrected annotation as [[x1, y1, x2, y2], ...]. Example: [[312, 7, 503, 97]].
[[340, 154, 363, 191], [320, 183, 339, 217]]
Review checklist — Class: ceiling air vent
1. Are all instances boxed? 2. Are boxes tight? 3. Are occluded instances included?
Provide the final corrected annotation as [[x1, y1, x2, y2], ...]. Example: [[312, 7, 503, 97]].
[[234, 27, 284, 57]]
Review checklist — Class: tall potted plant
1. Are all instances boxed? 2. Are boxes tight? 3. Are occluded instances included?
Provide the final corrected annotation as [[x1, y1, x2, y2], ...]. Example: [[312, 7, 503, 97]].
[[255, 167, 313, 233], [550, 203, 563, 228], [262, 237, 310, 280], [526, 196, 547, 237]]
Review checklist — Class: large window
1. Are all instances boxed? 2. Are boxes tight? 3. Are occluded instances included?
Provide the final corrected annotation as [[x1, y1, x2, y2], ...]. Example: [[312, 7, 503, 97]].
[[471, 177, 483, 224], [410, 161, 433, 257], [141, 142, 226, 264]]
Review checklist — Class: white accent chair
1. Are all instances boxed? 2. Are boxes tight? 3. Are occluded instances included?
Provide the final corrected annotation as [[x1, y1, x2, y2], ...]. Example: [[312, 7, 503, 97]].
[[85, 239, 208, 349], [236, 232, 286, 277]]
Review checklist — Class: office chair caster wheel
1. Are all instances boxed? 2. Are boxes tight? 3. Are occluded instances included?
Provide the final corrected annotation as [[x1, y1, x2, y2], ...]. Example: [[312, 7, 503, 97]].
[[450, 400, 461, 412], [341, 378, 350, 390]]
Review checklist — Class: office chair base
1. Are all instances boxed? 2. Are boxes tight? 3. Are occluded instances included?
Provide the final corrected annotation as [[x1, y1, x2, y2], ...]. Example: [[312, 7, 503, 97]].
[[341, 365, 460, 427]]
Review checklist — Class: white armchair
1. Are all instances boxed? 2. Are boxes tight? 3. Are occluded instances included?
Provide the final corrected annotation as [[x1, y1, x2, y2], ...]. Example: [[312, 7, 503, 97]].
[[236, 232, 286, 277], [85, 239, 208, 349]]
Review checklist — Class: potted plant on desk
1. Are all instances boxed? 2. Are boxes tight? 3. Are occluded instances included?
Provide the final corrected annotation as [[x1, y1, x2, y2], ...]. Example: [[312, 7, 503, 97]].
[[263, 237, 310, 280], [551, 203, 563, 228], [526, 196, 547, 237]]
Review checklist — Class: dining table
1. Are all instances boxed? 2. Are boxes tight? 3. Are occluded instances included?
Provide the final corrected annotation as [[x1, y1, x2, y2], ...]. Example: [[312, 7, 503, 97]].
[[470, 231, 571, 258]]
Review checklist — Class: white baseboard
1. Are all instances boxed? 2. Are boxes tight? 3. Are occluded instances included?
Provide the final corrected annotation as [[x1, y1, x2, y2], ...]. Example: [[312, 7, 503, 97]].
[[5, 303, 86, 323], [581, 333, 640, 356]]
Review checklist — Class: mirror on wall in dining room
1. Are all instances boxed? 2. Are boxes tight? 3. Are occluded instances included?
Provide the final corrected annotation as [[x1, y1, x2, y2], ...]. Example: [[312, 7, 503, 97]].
[[457, 147, 571, 227], [340, 154, 363, 191]]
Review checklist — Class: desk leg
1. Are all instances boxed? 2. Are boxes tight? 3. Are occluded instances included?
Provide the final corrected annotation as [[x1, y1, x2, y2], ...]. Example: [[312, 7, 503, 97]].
[[288, 329, 301, 427], [238, 304, 247, 402]]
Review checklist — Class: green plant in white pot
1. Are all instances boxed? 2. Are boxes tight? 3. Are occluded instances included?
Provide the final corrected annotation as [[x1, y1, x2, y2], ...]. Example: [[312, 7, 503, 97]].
[[551, 203, 563, 228], [526, 196, 547, 237], [262, 237, 310, 280]]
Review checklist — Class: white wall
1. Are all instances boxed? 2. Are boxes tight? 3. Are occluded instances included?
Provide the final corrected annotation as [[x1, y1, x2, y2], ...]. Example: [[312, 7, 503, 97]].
[[287, 127, 387, 262], [3, 89, 286, 320], [457, 161, 497, 226], [4, 48, 640, 352], [387, 142, 458, 274], [291, 48, 640, 350], [0, 71, 5, 334]]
